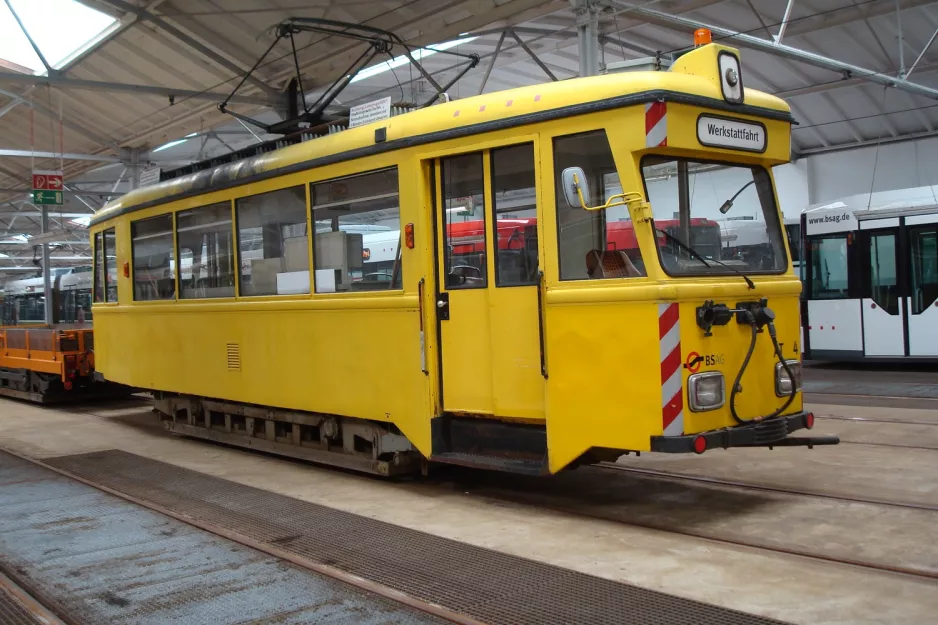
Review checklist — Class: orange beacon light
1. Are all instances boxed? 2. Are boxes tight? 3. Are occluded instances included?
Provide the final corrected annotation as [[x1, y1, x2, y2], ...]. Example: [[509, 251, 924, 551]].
[[694, 28, 712, 47]]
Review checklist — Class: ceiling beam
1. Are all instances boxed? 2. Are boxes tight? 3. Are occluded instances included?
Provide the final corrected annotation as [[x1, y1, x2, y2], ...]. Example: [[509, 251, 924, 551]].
[[0, 148, 123, 162], [95, 0, 279, 97], [782, 0, 938, 40], [0, 212, 91, 218], [612, 1, 938, 101], [0, 72, 269, 106]]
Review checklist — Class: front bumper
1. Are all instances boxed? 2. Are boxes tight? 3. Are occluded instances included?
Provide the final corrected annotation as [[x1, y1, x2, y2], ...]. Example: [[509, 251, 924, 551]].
[[650, 412, 839, 453]]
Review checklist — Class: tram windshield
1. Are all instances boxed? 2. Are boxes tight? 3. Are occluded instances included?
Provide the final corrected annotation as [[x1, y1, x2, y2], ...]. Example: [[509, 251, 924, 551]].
[[641, 157, 787, 276]]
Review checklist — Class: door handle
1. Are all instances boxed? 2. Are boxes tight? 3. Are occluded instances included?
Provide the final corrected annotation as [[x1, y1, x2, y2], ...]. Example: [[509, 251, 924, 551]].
[[437, 292, 450, 320]]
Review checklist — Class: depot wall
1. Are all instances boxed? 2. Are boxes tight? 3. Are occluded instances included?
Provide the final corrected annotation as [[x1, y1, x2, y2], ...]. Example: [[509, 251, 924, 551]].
[[805, 135, 938, 204]]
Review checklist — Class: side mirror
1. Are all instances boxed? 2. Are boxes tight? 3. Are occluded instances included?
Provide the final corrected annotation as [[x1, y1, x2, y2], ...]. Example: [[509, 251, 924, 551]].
[[561, 167, 590, 209]]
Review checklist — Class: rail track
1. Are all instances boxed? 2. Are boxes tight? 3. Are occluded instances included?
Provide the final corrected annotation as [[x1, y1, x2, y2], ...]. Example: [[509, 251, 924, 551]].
[[594, 463, 937, 512], [815, 414, 938, 427], [570, 463, 938, 580], [836, 439, 938, 451], [13, 393, 938, 586]]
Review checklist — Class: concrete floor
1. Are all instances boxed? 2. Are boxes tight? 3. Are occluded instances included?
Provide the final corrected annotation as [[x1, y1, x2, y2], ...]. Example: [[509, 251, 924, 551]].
[[0, 397, 936, 625]]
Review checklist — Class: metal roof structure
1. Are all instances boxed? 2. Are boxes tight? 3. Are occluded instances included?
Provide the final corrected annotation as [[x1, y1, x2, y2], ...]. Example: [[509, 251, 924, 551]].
[[2, 0, 938, 280]]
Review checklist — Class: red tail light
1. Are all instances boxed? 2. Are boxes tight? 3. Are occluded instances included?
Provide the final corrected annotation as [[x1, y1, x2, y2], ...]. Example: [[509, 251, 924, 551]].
[[693, 435, 708, 454], [805, 412, 815, 429], [63, 379, 73, 391]]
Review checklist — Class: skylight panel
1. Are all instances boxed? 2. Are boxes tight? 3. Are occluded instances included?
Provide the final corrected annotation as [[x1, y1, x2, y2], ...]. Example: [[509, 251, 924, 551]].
[[0, 0, 117, 74]]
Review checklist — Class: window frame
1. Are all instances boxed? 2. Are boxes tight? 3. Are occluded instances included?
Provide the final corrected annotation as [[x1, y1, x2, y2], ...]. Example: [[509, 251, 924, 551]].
[[859, 227, 902, 315], [93, 227, 118, 303], [909, 224, 938, 315], [130, 213, 177, 302], [553, 129, 643, 282], [639, 154, 789, 278], [176, 200, 237, 300], [93, 231, 104, 303], [309, 166, 403, 295], [235, 187, 309, 298], [489, 142, 540, 288], [806, 233, 854, 301], [439, 153, 488, 291]]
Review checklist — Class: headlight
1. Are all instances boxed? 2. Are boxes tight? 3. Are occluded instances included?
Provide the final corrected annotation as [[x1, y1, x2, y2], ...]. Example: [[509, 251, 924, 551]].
[[688, 372, 725, 412], [775, 360, 802, 396]]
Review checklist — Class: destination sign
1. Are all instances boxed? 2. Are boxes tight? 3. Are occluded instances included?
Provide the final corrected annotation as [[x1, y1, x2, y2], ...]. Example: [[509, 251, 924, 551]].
[[697, 116, 766, 152]]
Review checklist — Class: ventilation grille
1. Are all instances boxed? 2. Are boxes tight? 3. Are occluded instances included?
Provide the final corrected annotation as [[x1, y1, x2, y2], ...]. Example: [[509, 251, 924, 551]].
[[226, 343, 241, 371]]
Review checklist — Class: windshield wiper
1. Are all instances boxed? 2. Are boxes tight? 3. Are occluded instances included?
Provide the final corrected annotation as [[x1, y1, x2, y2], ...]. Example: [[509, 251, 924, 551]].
[[655, 227, 756, 290]]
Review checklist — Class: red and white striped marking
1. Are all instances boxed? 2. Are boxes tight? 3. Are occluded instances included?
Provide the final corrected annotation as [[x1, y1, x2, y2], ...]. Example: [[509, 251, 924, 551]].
[[659, 303, 684, 437], [645, 101, 667, 148]]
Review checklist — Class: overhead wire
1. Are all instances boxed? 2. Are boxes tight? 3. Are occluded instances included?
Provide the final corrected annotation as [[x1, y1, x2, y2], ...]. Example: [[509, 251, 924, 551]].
[[792, 101, 938, 130]]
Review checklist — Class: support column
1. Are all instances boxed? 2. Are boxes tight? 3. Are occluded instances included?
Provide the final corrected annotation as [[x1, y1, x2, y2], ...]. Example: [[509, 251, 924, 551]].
[[573, 0, 602, 77], [125, 147, 143, 190], [41, 207, 52, 325]]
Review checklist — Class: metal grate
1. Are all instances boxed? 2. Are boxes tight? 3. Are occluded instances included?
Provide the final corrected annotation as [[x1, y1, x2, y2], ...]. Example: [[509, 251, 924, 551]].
[[45, 450, 789, 625], [0, 450, 443, 625], [225, 343, 240, 371]]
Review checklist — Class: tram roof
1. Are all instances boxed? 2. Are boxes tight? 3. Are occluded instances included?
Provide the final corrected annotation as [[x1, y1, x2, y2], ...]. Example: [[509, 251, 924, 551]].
[[91, 45, 791, 228], [804, 185, 938, 219]]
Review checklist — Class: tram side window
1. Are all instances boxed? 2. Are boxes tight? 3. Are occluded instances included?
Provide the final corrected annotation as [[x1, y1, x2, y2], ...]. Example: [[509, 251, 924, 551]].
[[105, 229, 118, 302], [492, 143, 539, 287], [131, 215, 175, 301], [94, 228, 117, 303], [237, 187, 308, 297], [62, 290, 92, 323], [910, 226, 938, 314], [12, 294, 45, 323], [867, 232, 899, 315], [808, 236, 849, 299], [94, 231, 104, 302], [553, 131, 643, 281], [440, 155, 486, 288], [178, 202, 235, 299], [311, 168, 401, 293], [786, 223, 802, 263]]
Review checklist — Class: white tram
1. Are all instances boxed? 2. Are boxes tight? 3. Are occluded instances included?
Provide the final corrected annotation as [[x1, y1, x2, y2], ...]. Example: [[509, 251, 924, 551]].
[[801, 187, 938, 361], [1, 266, 93, 325]]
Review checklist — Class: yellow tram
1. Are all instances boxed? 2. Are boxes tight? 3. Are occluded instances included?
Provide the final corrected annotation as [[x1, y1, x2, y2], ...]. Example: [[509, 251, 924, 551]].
[[88, 35, 837, 476]]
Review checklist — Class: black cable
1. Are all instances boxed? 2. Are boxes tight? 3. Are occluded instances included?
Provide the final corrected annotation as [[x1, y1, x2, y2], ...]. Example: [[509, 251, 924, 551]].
[[794, 101, 938, 131], [729, 313, 759, 425], [386, 51, 406, 104], [729, 314, 797, 425]]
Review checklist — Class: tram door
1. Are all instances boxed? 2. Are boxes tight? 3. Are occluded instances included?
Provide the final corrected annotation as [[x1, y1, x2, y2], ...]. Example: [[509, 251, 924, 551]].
[[433, 143, 546, 419], [861, 223, 904, 356], [907, 217, 938, 356]]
